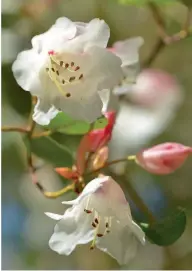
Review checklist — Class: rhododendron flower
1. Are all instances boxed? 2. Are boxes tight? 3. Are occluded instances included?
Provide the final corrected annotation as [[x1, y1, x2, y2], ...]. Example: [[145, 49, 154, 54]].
[[111, 37, 144, 95], [76, 111, 116, 174], [12, 17, 123, 125], [45, 176, 145, 265], [136, 143, 192, 175], [109, 69, 183, 175]]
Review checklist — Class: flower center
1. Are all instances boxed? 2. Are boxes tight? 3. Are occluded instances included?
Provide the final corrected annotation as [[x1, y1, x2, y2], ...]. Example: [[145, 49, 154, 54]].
[[45, 51, 84, 98], [84, 196, 112, 250]]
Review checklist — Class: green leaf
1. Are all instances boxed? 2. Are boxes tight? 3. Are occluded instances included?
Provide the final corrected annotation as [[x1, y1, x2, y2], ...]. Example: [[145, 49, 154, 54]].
[[44, 112, 108, 135], [30, 136, 73, 167], [140, 208, 186, 246], [180, 0, 192, 7]]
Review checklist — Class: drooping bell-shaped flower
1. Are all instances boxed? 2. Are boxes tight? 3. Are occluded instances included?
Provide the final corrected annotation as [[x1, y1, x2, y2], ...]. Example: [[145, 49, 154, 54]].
[[12, 17, 123, 125], [136, 142, 192, 175], [45, 176, 145, 265]]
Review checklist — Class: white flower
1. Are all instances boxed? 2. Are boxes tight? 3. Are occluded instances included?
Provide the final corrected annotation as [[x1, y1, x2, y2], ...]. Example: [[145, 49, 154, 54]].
[[111, 37, 144, 95], [12, 17, 123, 125], [45, 176, 145, 265]]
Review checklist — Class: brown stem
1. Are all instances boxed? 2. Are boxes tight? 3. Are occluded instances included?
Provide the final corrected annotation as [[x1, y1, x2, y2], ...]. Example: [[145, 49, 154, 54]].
[[1, 126, 29, 133], [143, 38, 164, 67]]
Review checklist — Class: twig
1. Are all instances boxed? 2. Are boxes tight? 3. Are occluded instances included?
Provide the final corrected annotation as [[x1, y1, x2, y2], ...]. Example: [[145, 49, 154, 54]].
[[1, 126, 29, 133]]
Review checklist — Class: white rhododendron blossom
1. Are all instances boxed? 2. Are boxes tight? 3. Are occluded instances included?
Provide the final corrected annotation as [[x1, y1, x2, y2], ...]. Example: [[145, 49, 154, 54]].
[[112, 37, 144, 95], [12, 17, 123, 125], [45, 176, 145, 265]]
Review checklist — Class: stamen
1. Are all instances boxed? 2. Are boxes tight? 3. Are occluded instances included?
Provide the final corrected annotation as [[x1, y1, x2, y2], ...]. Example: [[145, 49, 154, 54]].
[[62, 79, 65, 84], [66, 93, 71, 98], [92, 222, 96, 228], [74, 66, 80, 71], [69, 76, 76, 82], [79, 74, 83, 80], [97, 233, 103, 237], [65, 63, 69, 69], [71, 62, 74, 67], [60, 61, 64, 66], [56, 70, 59, 76], [84, 209, 92, 214], [51, 68, 55, 72], [90, 216, 100, 250], [95, 218, 99, 224]]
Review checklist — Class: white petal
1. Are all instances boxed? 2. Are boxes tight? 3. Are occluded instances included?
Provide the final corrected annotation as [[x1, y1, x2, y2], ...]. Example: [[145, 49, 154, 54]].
[[49, 206, 93, 255], [85, 46, 123, 90], [113, 37, 144, 67], [99, 89, 119, 113], [84, 18, 110, 49], [32, 17, 77, 54], [54, 92, 103, 123], [97, 219, 145, 265], [45, 212, 63, 220], [33, 98, 59, 125], [12, 49, 43, 95]]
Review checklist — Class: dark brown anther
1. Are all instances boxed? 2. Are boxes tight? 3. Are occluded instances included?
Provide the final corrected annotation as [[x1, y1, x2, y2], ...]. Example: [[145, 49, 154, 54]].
[[69, 76, 76, 82], [79, 74, 83, 80], [62, 79, 65, 84], [65, 63, 69, 68], [56, 70, 59, 76], [51, 68, 55, 72], [84, 209, 92, 214], [71, 62, 74, 67], [95, 218, 99, 224], [97, 234, 103, 237], [106, 230, 110, 233], [92, 222, 96, 228], [90, 246, 94, 250], [74, 66, 80, 71], [106, 222, 109, 228], [66, 93, 71, 98], [60, 61, 64, 66]]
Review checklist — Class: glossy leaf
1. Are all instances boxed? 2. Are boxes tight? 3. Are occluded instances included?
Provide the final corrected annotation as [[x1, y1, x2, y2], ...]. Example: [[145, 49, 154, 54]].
[[44, 112, 108, 135], [140, 208, 186, 246], [30, 136, 73, 167]]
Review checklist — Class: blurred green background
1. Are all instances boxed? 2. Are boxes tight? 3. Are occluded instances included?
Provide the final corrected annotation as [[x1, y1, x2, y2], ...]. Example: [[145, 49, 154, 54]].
[[2, 0, 192, 269]]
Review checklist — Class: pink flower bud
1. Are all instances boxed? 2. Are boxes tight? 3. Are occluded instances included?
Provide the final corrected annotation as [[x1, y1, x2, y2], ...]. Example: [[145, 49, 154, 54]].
[[136, 143, 192, 175], [92, 146, 109, 171], [76, 111, 116, 175], [55, 167, 79, 180]]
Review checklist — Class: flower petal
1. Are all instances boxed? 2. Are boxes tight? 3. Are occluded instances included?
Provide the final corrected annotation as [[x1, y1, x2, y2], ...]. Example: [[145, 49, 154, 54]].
[[32, 17, 77, 54], [54, 92, 103, 123], [12, 49, 43, 95], [49, 206, 93, 255], [113, 37, 144, 67], [33, 98, 59, 125], [45, 212, 63, 220], [96, 219, 145, 265]]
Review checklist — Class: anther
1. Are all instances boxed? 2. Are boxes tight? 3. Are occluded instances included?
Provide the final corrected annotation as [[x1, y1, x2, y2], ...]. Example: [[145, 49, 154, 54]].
[[74, 66, 80, 71], [71, 62, 74, 67], [66, 93, 71, 98], [46, 68, 49, 72], [51, 68, 55, 72], [62, 79, 65, 84], [95, 218, 99, 224], [106, 222, 109, 228], [106, 230, 110, 233], [79, 74, 83, 80], [69, 76, 76, 82], [97, 234, 103, 237], [92, 222, 96, 228], [60, 61, 64, 66], [90, 246, 94, 250], [65, 63, 69, 68], [56, 70, 59, 76], [84, 209, 92, 214]]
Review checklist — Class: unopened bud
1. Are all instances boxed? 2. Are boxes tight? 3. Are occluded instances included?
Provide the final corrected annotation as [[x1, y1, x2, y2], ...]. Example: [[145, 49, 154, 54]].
[[55, 167, 78, 180], [92, 146, 109, 170], [136, 143, 192, 175]]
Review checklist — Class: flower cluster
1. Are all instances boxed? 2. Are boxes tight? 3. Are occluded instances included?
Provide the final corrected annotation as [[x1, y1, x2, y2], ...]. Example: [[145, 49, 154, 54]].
[[12, 16, 192, 266]]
